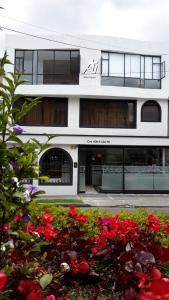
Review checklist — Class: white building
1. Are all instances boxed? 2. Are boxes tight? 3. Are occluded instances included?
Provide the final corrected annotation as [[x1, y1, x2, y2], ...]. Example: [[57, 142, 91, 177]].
[[5, 34, 169, 195]]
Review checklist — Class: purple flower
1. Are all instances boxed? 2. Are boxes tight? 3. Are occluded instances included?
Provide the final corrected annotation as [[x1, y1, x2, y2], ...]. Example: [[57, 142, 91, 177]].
[[13, 124, 23, 135], [23, 184, 41, 194], [11, 160, 21, 170], [22, 213, 30, 222]]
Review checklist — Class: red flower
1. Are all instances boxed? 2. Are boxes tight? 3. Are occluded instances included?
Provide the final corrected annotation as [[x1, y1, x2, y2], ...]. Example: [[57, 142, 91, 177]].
[[147, 214, 160, 232], [101, 227, 116, 240], [63, 296, 71, 300], [26, 291, 43, 300], [151, 268, 161, 280], [3, 223, 10, 232], [91, 247, 98, 255], [163, 221, 169, 234], [42, 210, 54, 224], [13, 213, 22, 222], [47, 295, 56, 300], [0, 272, 7, 291], [138, 278, 169, 300], [44, 224, 57, 240], [78, 259, 90, 274], [18, 280, 40, 295], [68, 206, 88, 224], [68, 205, 77, 218], [74, 214, 88, 224], [135, 272, 150, 289], [71, 259, 90, 275]]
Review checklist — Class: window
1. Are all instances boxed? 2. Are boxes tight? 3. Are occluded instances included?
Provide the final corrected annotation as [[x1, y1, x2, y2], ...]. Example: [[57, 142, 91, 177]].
[[15, 49, 80, 85], [101, 52, 165, 89], [124, 147, 162, 165], [141, 100, 161, 122], [80, 99, 136, 128], [39, 148, 73, 185], [15, 50, 33, 84], [15, 97, 68, 127]]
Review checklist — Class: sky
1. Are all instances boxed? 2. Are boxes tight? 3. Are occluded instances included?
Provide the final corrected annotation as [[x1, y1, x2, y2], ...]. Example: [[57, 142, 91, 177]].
[[0, 0, 169, 44]]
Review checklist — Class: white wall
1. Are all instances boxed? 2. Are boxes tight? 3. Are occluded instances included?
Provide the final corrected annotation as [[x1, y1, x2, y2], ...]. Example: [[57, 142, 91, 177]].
[[33, 145, 78, 196], [20, 97, 168, 137], [5, 34, 169, 100]]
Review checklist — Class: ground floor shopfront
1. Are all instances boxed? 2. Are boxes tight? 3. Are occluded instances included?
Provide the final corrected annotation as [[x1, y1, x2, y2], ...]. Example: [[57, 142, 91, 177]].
[[78, 146, 169, 193], [37, 143, 169, 195]]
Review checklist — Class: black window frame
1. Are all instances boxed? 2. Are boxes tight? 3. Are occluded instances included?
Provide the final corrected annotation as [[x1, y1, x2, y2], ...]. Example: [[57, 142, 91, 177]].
[[101, 51, 165, 89], [14, 50, 34, 84], [14, 49, 80, 85], [141, 100, 161, 122], [39, 148, 73, 186], [79, 98, 137, 129]]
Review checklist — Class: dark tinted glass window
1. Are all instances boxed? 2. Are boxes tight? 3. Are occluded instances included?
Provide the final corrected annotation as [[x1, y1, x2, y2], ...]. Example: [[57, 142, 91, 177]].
[[39, 148, 73, 185], [24, 51, 33, 73], [37, 50, 79, 84], [15, 98, 68, 127], [124, 148, 162, 165], [15, 57, 24, 73], [141, 101, 161, 122], [80, 99, 136, 128], [15, 49, 80, 85], [15, 50, 33, 84]]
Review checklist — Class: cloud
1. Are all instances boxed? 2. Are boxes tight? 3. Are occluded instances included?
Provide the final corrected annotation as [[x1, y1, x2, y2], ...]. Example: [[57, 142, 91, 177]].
[[1, 0, 169, 42], [143, 12, 169, 42], [28, 0, 108, 34], [111, 0, 154, 10]]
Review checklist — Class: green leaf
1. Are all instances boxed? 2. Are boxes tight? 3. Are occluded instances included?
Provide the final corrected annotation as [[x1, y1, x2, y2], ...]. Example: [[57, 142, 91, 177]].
[[39, 273, 53, 290], [18, 231, 33, 241], [4, 76, 15, 94]]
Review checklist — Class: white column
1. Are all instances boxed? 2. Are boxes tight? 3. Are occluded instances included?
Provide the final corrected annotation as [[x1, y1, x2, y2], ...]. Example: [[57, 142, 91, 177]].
[[68, 97, 79, 129]]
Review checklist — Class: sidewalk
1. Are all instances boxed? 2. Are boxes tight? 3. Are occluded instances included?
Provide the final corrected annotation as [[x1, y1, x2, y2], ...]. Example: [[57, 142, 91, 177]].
[[40, 193, 169, 207], [79, 193, 169, 207]]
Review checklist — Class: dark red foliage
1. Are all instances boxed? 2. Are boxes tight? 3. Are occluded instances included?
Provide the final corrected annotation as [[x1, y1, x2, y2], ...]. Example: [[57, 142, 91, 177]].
[[1, 210, 169, 299]]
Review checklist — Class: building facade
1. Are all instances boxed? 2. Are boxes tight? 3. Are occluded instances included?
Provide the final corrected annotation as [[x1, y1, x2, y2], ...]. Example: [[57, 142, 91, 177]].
[[5, 34, 169, 195]]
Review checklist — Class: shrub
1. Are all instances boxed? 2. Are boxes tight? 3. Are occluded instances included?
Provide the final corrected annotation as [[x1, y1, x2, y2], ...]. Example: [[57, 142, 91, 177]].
[[0, 206, 169, 299]]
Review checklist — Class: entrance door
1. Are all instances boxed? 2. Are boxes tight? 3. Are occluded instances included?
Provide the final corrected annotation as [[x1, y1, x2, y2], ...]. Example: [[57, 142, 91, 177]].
[[78, 147, 124, 193]]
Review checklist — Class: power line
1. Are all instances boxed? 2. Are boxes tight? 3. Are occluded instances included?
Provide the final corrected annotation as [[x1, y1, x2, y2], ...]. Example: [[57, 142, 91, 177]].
[[1, 26, 102, 51], [1, 25, 169, 56], [0, 14, 129, 49]]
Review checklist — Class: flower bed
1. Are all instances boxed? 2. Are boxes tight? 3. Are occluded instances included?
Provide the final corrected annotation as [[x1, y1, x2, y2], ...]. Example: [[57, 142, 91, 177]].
[[0, 206, 169, 299]]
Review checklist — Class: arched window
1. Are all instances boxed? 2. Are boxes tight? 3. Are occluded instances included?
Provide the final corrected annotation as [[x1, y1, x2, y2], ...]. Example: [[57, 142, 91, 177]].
[[39, 148, 73, 185], [141, 100, 161, 122]]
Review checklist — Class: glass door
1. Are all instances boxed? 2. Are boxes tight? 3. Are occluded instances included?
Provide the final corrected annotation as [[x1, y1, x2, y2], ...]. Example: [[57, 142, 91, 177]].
[[78, 147, 124, 193]]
